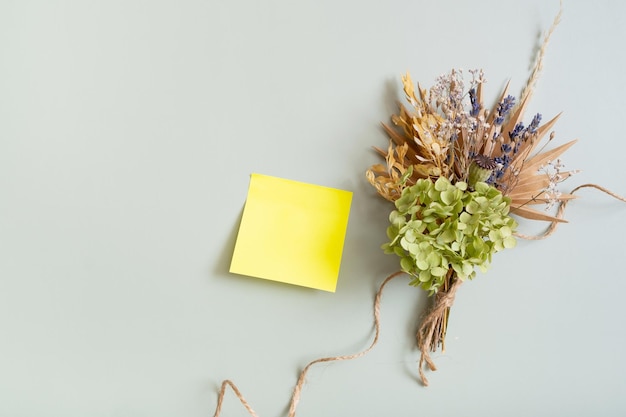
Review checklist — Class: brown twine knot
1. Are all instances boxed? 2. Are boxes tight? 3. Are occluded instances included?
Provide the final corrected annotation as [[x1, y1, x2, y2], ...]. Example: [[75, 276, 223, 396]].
[[416, 275, 462, 386]]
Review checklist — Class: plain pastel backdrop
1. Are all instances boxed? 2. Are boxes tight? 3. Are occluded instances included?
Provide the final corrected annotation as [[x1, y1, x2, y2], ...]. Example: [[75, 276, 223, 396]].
[[1, 0, 625, 416]]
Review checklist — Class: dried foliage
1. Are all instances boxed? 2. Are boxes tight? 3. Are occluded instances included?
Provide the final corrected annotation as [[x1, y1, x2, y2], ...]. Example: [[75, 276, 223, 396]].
[[366, 68, 577, 223], [366, 4, 574, 385]]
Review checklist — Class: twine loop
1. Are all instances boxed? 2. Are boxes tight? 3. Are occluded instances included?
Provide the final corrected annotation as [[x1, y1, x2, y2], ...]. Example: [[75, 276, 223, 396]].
[[213, 271, 404, 417]]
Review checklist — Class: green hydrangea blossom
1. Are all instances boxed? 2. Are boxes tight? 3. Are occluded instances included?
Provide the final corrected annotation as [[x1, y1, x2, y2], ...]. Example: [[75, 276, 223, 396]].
[[382, 177, 518, 293]]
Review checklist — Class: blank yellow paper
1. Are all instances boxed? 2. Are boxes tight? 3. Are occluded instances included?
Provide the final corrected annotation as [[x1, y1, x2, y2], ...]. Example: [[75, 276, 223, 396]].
[[229, 173, 352, 292]]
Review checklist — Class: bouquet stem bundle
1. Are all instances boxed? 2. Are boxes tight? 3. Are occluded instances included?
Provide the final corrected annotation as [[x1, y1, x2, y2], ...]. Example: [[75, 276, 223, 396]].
[[416, 269, 460, 385]]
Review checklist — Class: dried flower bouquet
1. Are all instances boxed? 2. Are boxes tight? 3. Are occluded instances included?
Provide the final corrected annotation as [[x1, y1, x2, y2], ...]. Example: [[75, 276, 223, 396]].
[[365, 10, 579, 385]]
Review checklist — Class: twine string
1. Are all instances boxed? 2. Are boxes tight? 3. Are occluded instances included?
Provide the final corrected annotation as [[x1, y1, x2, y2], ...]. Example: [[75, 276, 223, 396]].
[[213, 380, 259, 417], [416, 277, 462, 387], [212, 271, 405, 417], [516, 183, 626, 240]]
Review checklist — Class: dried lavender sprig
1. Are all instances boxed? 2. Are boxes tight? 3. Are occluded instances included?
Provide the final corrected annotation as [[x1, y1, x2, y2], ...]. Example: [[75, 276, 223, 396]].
[[494, 95, 516, 125]]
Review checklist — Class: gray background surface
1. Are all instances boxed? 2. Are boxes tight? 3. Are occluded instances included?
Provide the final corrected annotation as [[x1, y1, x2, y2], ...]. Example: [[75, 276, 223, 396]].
[[1, 1, 625, 416]]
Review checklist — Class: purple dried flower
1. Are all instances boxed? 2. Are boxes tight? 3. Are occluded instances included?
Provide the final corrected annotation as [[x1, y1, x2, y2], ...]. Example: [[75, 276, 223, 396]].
[[526, 113, 542, 134], [469, 88, 480, 116], [495, 95, 516, 125], [509, 122, 524, 140]]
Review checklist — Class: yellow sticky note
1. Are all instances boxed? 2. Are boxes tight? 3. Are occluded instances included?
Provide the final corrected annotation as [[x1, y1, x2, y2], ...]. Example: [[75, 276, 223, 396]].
[[229, 173, 352, 292]]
